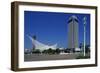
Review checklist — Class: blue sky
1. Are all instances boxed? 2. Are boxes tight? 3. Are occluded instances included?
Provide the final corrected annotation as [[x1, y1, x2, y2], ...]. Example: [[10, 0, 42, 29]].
[[24, 11, 90, 49]]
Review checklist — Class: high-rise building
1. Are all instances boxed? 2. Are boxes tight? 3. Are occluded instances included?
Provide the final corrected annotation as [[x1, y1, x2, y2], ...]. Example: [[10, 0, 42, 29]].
[[67, 15, 79, 52]]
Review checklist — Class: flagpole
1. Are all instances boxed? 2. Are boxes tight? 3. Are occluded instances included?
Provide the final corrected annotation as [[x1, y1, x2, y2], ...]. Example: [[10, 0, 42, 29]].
[[83, 16, 86, 56]]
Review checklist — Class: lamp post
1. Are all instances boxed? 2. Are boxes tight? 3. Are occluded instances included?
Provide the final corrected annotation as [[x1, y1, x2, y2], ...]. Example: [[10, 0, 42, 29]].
[[83, 16, 86, 56]]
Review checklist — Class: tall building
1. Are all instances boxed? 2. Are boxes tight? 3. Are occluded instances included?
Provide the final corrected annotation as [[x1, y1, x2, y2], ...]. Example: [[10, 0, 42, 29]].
[[67, 15, 79, 52]]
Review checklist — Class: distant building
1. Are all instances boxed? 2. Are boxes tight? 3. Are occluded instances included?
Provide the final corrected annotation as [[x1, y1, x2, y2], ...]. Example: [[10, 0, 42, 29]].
[[67, 15, 79, 52], [24, 49, 32, 54]]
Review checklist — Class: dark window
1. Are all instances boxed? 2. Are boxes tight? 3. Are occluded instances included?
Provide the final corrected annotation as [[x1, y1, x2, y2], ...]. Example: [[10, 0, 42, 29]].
[[75, 19, 78, 22], [68, 19, 73, 23]]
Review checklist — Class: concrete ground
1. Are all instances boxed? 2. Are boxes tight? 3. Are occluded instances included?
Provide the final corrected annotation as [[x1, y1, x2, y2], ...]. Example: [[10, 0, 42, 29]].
[[24, 53, 84, 61]]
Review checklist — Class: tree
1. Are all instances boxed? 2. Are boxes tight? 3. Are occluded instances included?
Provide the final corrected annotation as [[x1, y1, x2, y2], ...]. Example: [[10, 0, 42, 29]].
[[48, 48, 53, 54], [46, 48, 55, 54], [42, 50, 48, 54], [55, 48, 60, 54], [32, 49, 41, 54], [64, 48, 70, 53], [85, 45, 90, 53]]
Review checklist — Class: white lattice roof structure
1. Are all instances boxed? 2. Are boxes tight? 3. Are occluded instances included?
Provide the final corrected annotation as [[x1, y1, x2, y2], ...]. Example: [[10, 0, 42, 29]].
[[27, 35, 57, 51]]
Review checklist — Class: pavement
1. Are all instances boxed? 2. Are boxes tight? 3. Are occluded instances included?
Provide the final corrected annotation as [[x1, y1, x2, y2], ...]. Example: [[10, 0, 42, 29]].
[[24, 53, 81, 61]]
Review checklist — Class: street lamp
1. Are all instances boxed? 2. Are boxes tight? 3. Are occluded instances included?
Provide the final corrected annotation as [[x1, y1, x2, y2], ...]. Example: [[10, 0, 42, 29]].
[[83, 16, 86, 56]]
